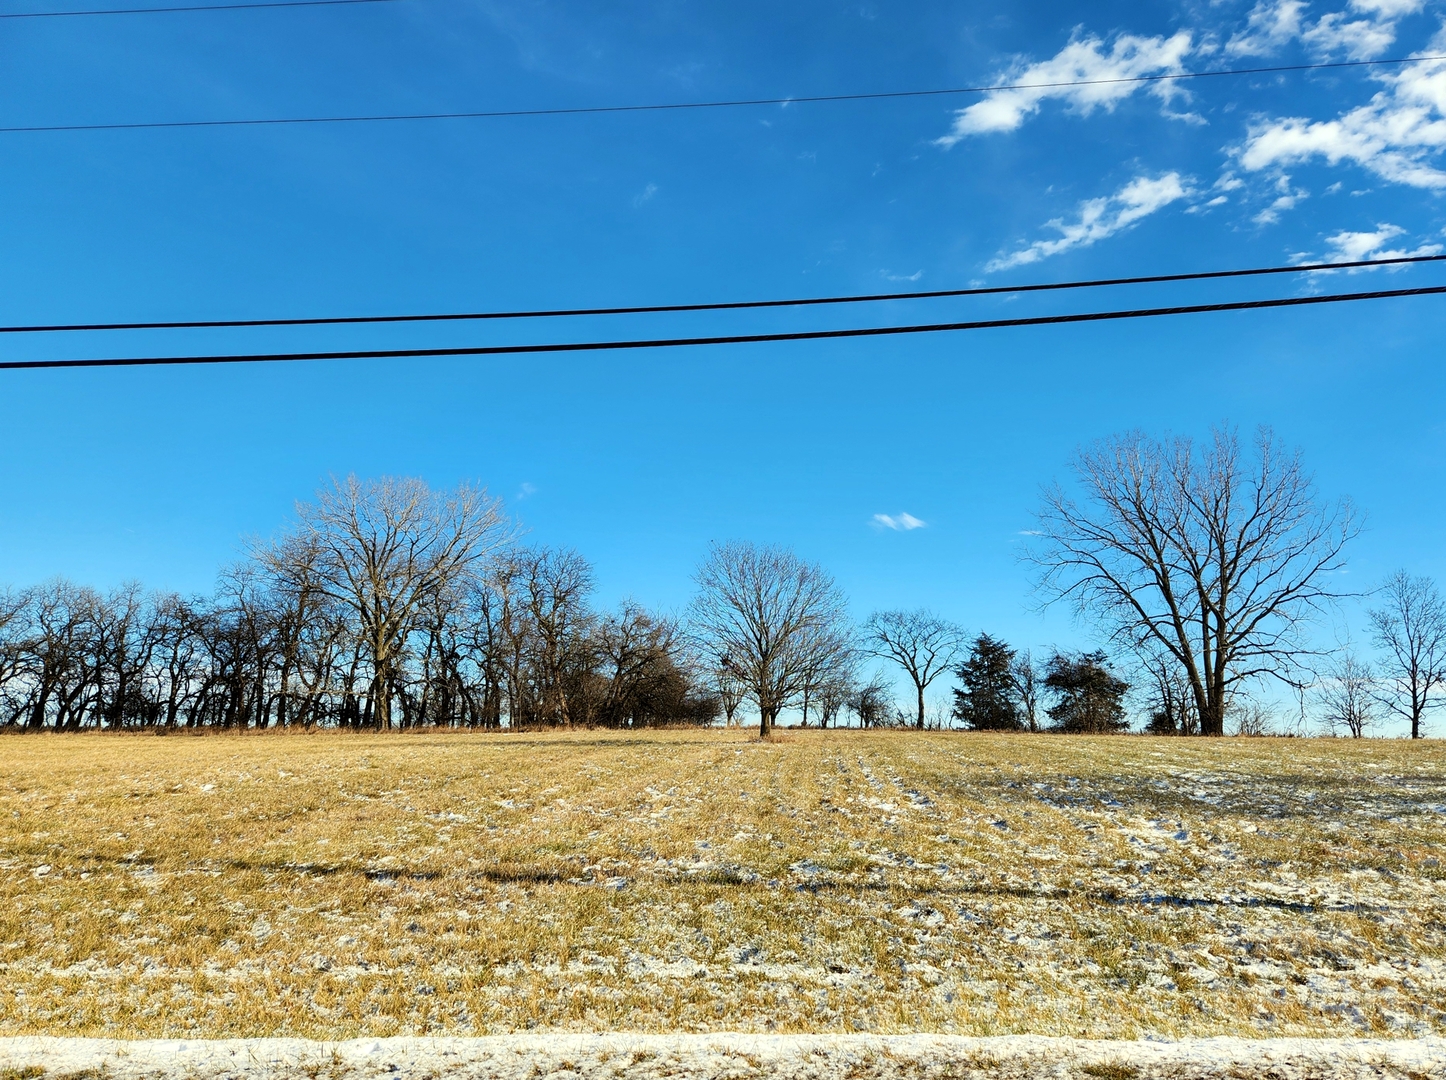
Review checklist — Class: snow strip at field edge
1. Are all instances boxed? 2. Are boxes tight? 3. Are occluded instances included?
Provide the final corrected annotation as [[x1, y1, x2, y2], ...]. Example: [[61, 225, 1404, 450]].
[[3, 1035, 1445, 1080]]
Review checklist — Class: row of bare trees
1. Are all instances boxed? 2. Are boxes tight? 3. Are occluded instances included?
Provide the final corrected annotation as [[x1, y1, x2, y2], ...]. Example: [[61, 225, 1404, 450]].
[[1310, 572, 1446, 739], [0, 477, 717, 731], [3, 426, 1440, 737]]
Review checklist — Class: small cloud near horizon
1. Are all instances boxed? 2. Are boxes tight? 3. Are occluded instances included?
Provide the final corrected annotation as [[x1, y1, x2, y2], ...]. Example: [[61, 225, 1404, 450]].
[[873, 512, 926, 531]]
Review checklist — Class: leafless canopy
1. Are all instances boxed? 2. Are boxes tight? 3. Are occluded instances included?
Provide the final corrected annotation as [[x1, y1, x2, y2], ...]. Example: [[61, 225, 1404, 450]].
[[1033, 426, 1358, 736], [1368, 570, 1446, 739], [864, 609, 964, 729], [289, 475, 510, 729], [689, 541, 851, 736]]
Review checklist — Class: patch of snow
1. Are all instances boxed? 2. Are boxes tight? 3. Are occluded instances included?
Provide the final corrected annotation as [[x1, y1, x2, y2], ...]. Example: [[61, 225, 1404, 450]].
[[1, 1035, 1443, 1080]]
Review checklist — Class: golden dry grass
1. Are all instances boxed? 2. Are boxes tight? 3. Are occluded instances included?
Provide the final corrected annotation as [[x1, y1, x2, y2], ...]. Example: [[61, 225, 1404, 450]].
[[0, 729, 1442, 1039]]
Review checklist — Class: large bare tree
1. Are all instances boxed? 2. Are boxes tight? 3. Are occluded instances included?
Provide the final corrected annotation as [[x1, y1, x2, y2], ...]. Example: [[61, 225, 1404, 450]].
[[863, 609, 963, 729], [1369, 571, 1446, 739], [1034, 426, 1357, 736], [689, 541, 850, 736], [293, 475, 509, 729]]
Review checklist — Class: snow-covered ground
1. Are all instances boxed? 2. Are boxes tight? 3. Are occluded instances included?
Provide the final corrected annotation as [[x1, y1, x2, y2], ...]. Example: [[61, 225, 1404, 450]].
[[3, 1034, 1445, 1080]]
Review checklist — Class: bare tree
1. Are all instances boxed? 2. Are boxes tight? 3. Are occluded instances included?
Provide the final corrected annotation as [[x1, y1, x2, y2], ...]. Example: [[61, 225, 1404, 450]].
[[516, 547, 595, 726], [864, 610, 964, 729], [1229, 697, 1275, 737], [849, 671, 895, 728], [1012, 649, 1041, 732], [1368, 570, 1446, 740], [1033, 426, 1358, 736], [293, 475, 509, 730], [689, 541, 850, 737], [798, 624, 858, 727], [586, 602, 716, 728], [711, 660, 747, 727], [1317, 647, 1377, 738], [816, 667, 857, 728], [1139, 647, 1198, 735]]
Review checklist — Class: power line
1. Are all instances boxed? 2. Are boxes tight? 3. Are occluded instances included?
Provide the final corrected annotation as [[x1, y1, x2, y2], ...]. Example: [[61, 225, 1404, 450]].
[[4, 284, 1441, 371], [0, 0, 400, 17], [5, 253, 1442, 335], [3, 54, 1442, 135]]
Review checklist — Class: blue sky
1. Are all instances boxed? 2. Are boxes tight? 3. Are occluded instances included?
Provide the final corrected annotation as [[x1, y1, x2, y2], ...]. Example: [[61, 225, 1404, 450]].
[[2, 0, 1445, 725]]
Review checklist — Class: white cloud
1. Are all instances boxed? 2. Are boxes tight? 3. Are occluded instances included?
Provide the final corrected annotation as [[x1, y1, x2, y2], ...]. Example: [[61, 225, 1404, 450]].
[[1237, 44, 1446, 189], [986, 172, 1192, 271], [873, 512, 927, 531], [516, 482, 537, 501], [1227, 0, 1308, 57], [935, 31, 1194, 144], [1322, 222, 1444, 260], [1328, 221, 1405, 257], [1301, 12, 1400, 59], [1226, 0, 1423, 60], [632, 182, 658, 208], [1349, 0, 1426, 18]]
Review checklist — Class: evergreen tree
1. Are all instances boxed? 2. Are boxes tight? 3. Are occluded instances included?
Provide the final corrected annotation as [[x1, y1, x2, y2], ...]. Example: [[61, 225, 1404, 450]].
[[1043, 651, 1129, 733], [951, 633, 1022, 730]]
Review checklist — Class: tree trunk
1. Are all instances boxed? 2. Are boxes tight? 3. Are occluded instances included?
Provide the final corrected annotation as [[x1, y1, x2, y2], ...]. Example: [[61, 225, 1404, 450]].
[[1200, 696, 1226, 736], [372, 671, 390, 730], [916, 683, 925, 730]]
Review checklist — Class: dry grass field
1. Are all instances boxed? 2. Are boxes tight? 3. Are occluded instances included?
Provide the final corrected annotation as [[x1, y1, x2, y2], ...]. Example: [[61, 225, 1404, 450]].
[[0, 730, 1442, 1041]]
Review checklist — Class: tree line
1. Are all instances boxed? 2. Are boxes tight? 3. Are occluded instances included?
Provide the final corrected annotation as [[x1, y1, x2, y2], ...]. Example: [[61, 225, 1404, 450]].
[[2, 427, 1442, 736], [0, 477, 715, 732]]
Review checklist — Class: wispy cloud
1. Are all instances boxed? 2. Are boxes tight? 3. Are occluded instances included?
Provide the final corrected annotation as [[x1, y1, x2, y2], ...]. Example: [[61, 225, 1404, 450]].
[[934, 31, 1194, 145], [1237, 40, 1446, 190], [516, 482, 537, 501], [882, 269, 923, 282], [986, 172, 1192, 271], [873, 512, 927, 531], [632, 182, 658, 208], [1252, 175, 1309, 224]]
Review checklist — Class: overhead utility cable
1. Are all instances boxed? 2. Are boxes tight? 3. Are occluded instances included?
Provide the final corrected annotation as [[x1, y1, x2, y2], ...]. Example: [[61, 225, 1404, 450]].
[[3, 54, 1442, 134], [4, 253, 1442, 335], [0, 0, 399, 17], [3, 284, 1441, 371]]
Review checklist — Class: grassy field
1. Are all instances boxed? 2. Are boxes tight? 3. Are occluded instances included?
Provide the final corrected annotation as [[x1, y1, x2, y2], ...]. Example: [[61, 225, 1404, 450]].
[[0, 730, 1442, 1040]]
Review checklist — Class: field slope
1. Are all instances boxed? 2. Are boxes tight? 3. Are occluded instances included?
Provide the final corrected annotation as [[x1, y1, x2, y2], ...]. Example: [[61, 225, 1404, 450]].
[[0, 730, 1442, 1039]]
